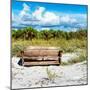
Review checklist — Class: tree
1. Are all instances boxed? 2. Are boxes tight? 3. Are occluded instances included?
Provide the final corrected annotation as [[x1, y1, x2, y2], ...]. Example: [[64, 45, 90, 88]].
[[12, 26, 87, 40], [23, 27, 38, 40]]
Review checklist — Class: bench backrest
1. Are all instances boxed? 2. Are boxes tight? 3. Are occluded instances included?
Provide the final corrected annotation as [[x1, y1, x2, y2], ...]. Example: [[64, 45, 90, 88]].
[[21, 49, 62, 57]]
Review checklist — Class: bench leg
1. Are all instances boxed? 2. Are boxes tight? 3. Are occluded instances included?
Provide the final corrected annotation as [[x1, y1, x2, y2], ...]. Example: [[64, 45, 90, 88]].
[[20, 58, 24, 66], [21, 58, 24, 66], [58, 57, 61, 65]]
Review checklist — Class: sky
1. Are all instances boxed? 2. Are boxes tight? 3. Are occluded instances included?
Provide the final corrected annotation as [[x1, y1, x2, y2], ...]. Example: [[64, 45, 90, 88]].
[[12, 0, 88, 31]]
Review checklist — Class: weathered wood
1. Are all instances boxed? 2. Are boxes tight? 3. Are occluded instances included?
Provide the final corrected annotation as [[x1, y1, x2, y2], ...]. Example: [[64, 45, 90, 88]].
[[23, 49, 59, 57], [23, 56, 59, 61], [19, 47, 62, 66], [24, 60, 60, 66]]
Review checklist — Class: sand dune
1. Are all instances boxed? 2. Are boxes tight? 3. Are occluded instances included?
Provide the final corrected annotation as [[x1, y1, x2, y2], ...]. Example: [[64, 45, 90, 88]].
[[12, 53, 87, 89]]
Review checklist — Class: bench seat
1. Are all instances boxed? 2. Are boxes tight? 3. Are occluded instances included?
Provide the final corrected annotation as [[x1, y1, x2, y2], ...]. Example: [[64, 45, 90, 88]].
[[24, 60, 60, 66]]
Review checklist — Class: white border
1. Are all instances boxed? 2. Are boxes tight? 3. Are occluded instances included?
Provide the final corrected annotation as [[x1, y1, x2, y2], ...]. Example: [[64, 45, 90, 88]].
[[0, 0, 89, 90], [20, 0, 88, 5]]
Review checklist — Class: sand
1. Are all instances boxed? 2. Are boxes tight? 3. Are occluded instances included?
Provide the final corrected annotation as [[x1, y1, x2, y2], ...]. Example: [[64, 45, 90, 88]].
[[12, 53, 87, 89]]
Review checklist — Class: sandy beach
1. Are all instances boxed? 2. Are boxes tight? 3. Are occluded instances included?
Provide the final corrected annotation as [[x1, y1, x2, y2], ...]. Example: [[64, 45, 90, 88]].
[[12, 53, 87, 89]]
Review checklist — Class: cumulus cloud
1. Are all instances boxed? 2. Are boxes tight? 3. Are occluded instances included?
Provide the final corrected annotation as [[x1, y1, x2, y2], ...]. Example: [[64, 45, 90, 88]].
[[19, 3, 30, 17], [60, 15, 77, 24], [42, 11, 60, 25], [32, 6, 60, 25], [32, 7, 45, 20], [12, 3, 87, 30], [12, 3, 31, 27]]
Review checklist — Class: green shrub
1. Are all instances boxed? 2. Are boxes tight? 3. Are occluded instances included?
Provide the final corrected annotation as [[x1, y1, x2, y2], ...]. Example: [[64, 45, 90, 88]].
[[12, 44, 26, 56], [61, 50, 87, 65], [46, 68, 57, 81]]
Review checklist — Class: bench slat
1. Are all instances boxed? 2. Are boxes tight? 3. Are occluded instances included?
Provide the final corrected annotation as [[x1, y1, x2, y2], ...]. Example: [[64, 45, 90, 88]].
[[24, 50, 59, 57], [23, 56, 59, 61], [24, 60, 60, 66]]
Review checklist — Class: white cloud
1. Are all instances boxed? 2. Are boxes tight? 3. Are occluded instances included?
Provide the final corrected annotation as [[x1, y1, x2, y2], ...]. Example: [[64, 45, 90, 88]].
[[32, 7, 45, 20], [60, 15, 77, 24], [41, 27, 50, 30], [42, 11, 60, 25], [73, 13, 87, 19], [12, 3, 87, 30], [12, 12, 20, 25], [32, 6, 60, 25], [12, 3, 31, 27], [13, 3, 30, 22], [32, 7, 59, 25], [23, 3, 30, 11], [19, 3, 30, 17]]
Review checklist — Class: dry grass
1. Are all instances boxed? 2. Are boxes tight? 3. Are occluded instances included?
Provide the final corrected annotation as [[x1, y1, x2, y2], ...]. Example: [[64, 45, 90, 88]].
[[61, 50, 87, 65], [46, 67, 57, 81], [12, 38, 87, 56]]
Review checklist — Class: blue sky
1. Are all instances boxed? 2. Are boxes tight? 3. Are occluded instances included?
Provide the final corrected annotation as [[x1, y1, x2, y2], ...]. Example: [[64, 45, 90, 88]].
[[12, 0, 88, 31]]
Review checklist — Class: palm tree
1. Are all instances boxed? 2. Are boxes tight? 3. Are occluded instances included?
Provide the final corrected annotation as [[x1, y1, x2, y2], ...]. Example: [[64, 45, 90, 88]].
[[23, 27, 37, 40]]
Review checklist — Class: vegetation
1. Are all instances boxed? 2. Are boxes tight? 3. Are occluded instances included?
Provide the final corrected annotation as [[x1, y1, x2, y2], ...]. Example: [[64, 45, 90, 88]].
[[61, 50, 87, 65], [12, 27, 87, 40], [12, 26, 87, 56], [46, 67, 57, 82]]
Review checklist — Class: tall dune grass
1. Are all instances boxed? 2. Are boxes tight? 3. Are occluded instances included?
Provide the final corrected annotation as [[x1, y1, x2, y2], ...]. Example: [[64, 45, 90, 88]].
[[61, 50, 87, 65], [12, 38, 87, 56]]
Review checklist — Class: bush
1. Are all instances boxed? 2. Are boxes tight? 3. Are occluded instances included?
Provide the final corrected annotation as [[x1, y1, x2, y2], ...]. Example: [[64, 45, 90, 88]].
[[61, 50, 87, 65], [12, 44, 26, 56], [46, 68, 57, 82], [68, 50, 87, 64]]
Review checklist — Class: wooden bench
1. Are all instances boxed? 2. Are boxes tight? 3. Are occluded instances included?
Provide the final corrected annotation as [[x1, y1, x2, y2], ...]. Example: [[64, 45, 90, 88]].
[[19, 47, 63, 66]]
